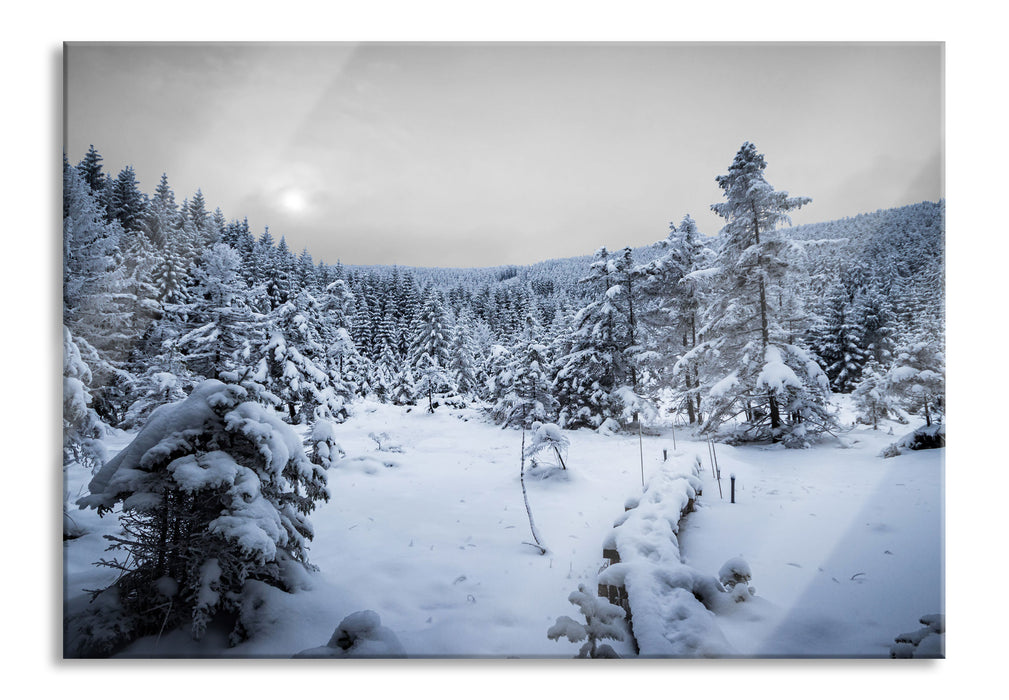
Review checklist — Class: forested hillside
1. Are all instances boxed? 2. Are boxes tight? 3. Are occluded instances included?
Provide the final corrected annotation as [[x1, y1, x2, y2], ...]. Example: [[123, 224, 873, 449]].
[[64, 143, 944, 448]]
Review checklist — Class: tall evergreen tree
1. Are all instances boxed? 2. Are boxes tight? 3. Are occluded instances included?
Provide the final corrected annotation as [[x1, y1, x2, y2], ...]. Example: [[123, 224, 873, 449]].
[[76, 145, 106, 196], [553, 247, 638, 430], [696, 142, 833, 445], [109, 166, 148, 234], [637, 214, 708, 424], [408, 290, 455, 412]]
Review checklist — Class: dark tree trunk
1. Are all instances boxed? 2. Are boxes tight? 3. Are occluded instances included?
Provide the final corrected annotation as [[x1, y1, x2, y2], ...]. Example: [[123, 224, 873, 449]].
[[156, 492, 170, 576], [753, 205, 781, 440]]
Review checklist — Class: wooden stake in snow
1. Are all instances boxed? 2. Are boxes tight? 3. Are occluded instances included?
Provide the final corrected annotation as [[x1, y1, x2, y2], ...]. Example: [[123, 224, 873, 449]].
[[637, 413, 645, 490], [671, 421, 677, 451], [519, 427, 547, 555], [709, 438, 723, 500]]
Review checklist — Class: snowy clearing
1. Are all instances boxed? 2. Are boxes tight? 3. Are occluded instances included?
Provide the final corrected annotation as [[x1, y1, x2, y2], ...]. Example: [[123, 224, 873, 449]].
[[64, 400, 942, 658]]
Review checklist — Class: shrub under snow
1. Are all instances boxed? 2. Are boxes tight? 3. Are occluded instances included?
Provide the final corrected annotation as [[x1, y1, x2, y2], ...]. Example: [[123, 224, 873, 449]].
[[718, 557, 756, 602]]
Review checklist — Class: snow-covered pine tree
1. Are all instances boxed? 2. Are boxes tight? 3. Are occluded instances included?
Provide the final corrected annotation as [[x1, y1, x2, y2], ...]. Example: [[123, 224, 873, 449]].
[[63, 326, 108, 539], [109, 166, 148, 234], [144, 173, 179, 250], [174, 243, 256, 381], [448, 311, 481, 400], [77, 145, 106, 196], [350, 293, 374, 357], [553, 247, 638, 430], [809, 283, 869, 393], [696, 142, 834, 445], [886, 341, 944, 427], [493, 338, 557, 428], [245, 294, 335, 423], [186, 188, 210, 242], [389, 365, 416, 406], [64, 159, 138, 423], [294, 247, 316, 290], [408, 289, 456, 412], [637, 214, 709, 424], [852, 362, 894, 429], [63, 327, 107, 473], [72, 380, 329, 654], [854, 287, 896, 368]]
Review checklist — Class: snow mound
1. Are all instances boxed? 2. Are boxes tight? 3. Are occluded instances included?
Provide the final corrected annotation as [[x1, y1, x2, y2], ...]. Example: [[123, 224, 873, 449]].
[[294, 610, 407, 658], [523, 464, 571, 482], [336, 455, 401, 474]]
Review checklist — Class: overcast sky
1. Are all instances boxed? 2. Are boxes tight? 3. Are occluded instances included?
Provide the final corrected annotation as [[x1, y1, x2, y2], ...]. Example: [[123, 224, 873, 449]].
[[65, 42, 942, 267]]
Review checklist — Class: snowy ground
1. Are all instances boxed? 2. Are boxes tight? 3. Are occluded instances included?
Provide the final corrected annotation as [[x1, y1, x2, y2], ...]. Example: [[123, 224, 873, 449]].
[[63, 399, 943, 658], [679, 429, 943, 657]]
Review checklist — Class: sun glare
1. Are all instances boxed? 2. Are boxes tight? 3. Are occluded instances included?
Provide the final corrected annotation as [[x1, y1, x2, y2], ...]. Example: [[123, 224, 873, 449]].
[[279, 188, 308, 215]]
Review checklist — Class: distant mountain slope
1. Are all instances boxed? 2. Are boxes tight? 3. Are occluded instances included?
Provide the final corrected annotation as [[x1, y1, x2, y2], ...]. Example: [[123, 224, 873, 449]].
[[344, 201, 944, 308]]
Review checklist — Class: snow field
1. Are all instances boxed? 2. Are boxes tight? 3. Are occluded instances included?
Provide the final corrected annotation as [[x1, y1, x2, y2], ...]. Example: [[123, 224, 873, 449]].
[[64, 400, 942, 658], [678, 422, 943, 657]]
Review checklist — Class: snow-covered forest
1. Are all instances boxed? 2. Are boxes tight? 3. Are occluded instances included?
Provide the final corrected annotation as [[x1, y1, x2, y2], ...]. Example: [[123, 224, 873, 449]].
[[63, 141, 944, 658]]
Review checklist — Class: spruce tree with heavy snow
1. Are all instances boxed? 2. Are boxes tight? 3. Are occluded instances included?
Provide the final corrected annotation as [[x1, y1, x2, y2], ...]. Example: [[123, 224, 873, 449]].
[[408, 289, 456, 412], [809, 283, 869, 393], [174, 243, 256, 381], [144, 173, 180, 250], [77, 144, 106, 196], [886, 341, 944, 427], [109, 166, 148, 234], [72, 380, 329, 655], [637, 214, 710, 424], [64, 159, 140, 422], [553, 247, 640, 430], [63, 327, 107, 473], [854, 288, 896, 368], [695, 142, 834, 445], [243, 294, 342, 423], [852, 362, 895, 430], [493, 338, 557, 428], [448, 311, 482, 400]]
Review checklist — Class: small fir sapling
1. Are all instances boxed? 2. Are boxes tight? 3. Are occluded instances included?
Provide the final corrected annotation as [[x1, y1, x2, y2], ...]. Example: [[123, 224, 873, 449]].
[[369, 431, 404, 453], [524, 421, 570, 470], [547, 584, 626, 658], [851, 362, 893, 429], [886, 341, 945, 427], [308, 420, 345, 470]]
